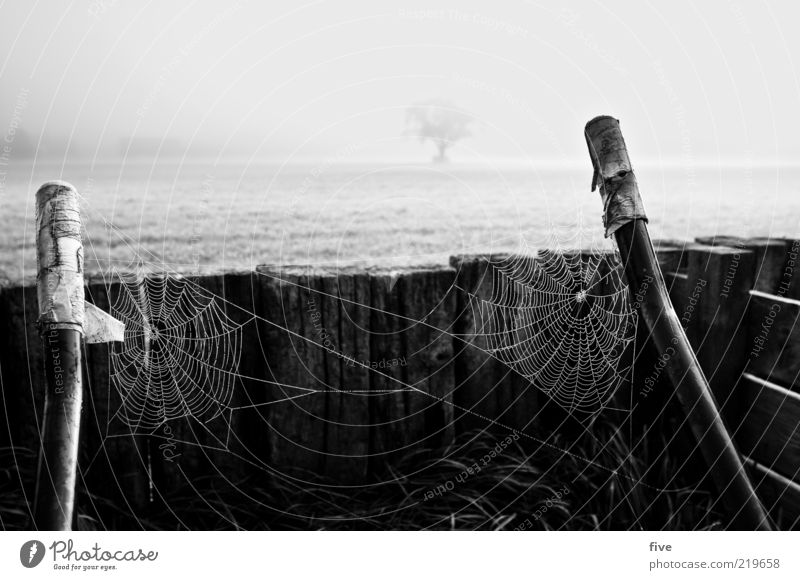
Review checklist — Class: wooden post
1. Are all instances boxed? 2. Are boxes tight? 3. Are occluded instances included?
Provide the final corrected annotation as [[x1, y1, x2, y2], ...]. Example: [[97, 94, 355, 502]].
[[450, 255, 513, 434], [83, 278, 150, 521], [367, 269, 410, 471], [258, 265, 327, 478], [584, 116, 772, 530], [324, 268, 370, 482], [33, 181, 85, 531], [684, 245, 754, 409], [695, 236, 787, 293], [450, 254, 548, 433]]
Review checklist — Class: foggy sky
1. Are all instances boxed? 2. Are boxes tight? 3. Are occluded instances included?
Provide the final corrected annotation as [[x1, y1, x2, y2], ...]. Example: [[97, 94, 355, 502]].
[[1, 0, 798, 164]]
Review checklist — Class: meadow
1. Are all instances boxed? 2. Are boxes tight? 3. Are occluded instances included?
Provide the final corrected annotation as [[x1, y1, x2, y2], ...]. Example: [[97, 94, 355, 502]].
[[2, 159, 799, 285]]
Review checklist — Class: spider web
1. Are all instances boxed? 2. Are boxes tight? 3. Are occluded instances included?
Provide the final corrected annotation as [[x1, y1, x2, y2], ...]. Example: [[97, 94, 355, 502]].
[[74, 198, 680, 526], [109, 268, 242, 432], [464, 237, 637, 416]]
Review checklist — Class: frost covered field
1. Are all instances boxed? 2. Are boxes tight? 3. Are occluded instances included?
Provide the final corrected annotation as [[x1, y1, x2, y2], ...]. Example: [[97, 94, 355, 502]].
[[2, 160, 800, 284]]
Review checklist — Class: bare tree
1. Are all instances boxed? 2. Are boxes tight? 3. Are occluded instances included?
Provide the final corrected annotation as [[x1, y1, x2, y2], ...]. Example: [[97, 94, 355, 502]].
[[405, 99, 474, 162]]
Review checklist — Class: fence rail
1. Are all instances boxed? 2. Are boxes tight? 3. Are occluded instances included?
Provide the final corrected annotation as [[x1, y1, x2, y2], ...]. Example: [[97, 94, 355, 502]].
[[1, 237, 798, 528]]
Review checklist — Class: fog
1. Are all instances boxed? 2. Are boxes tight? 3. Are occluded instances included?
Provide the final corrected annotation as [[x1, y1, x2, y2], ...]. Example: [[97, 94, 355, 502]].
[[1, 0, 799, 165]]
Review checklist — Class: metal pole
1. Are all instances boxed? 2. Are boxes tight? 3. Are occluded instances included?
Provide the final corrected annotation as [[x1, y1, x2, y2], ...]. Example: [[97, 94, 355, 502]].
[[584, 116, 772, 530], [33, 181, 85, 531]]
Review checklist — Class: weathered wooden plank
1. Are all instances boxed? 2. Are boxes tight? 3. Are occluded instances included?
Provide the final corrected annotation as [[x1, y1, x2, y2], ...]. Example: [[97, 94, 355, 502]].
[[652, 239, 691, 274], [318, 273, 343, 477], [735, 374, 800, 483], [0, 285, 44, 457], [258, 266, 327, 480], [325, 269, 370, 482], [449, 255, 513, 434], [685, 245, 754, 408], [777, 238, 800, 300], [747, 291, 800, 392], [747, 238, 793, 294], [367, 269, 411, 472], [83, 278, 151, 522], [695, 236, 788, 293], [216, 271, 269, 476], [176, 274, 247, 484], [157, 274, 227, 492], [402, 268, 456, 450], [745, 457, 800, 530]]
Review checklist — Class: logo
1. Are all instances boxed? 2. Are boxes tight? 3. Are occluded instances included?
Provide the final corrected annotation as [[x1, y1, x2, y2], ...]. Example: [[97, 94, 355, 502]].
[[20, 540, 46, 568]]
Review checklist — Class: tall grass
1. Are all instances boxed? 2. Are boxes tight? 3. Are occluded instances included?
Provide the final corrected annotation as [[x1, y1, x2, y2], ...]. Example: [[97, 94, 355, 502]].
[[1, 408, 726, 530], [67, 414, 722, 531]]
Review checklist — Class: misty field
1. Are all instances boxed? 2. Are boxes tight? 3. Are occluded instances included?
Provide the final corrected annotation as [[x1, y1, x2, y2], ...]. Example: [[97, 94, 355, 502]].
[[2, 160, 800, 285]]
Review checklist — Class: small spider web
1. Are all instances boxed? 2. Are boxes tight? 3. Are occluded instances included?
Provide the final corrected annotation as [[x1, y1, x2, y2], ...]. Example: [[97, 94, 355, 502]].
[[108, 269, 243, 432]]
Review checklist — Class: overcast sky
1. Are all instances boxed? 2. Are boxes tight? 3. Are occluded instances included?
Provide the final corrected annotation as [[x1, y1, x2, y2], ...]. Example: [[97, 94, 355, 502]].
[[1, 0, 798, 164]]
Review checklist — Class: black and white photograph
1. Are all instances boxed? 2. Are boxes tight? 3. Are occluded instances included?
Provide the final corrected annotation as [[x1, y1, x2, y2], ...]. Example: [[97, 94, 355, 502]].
[[0, 0, 798, 577]]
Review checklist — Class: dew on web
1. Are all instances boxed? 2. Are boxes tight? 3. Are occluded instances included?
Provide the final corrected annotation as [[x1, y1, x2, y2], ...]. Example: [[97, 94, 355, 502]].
[[463, 237, 637, 417], [108, 268, 243, 432]]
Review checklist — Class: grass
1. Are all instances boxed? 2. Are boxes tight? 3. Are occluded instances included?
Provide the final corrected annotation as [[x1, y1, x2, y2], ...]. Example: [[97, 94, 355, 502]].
[[14, 411, 722, 531]]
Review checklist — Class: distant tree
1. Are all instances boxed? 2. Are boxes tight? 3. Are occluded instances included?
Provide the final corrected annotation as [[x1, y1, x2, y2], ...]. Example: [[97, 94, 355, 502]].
[[405, 99, 474, 162]]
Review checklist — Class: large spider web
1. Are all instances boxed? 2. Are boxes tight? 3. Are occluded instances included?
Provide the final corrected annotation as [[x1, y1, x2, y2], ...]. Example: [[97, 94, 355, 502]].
[[109, 269, 243, 432], [73, 196, 676, 533], [463, 237, 637, 416]]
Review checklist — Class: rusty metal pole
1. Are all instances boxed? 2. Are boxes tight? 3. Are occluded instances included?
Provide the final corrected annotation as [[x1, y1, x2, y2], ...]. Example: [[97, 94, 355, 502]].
[[584, 116, 772, 530], [33, 181, 85, 531]]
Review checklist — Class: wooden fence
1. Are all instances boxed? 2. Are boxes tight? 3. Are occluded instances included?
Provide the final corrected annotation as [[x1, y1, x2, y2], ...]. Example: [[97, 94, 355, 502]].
[[1, 238, 798, 528], [657, 236, 800, 529]]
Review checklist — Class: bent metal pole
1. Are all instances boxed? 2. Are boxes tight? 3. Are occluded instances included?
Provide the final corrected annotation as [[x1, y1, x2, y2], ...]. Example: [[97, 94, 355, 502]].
[[584, 116, 772, 531], [33, 181, 86, 531]]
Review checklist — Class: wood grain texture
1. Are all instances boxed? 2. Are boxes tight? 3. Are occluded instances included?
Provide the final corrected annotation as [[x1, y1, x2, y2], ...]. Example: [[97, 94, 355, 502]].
[[734, 374, 800, 484], [401, 268, 456, 450], [257, 266, 327, 480], [745, 457, 800, 530], [327, 269, 370, 482], [695, 236, 788, 293], [685, 245, 754, 408], [367, 269, 409, 472], [449, 254, 516, 435], [747, 291, 800, 391], [83, 278, 150, 521]]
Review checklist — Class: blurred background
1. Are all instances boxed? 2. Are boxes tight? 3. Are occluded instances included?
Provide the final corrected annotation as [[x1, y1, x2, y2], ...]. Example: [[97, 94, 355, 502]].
[[1, 0, 799, 282]]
